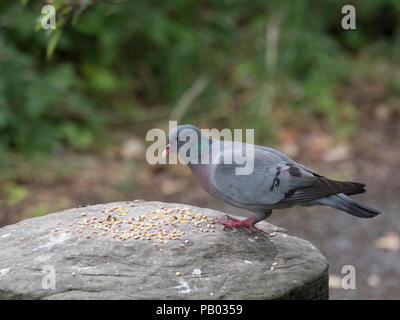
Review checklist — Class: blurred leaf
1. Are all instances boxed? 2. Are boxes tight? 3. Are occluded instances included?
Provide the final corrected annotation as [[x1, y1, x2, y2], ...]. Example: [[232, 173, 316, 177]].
[[375, 232, 400, 251], [31, 204, 49, 217], [46, 29, 62, 59], [59, 123, 93, 149], [2, 182, 28, 205]]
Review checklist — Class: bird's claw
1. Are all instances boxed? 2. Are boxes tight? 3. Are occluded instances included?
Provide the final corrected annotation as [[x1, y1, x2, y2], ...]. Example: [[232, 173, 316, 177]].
[[218, 216, 264, 234]]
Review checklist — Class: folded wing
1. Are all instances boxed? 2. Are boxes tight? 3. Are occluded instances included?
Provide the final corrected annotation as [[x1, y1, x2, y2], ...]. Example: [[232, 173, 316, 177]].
[[209, 146, 365, 206]]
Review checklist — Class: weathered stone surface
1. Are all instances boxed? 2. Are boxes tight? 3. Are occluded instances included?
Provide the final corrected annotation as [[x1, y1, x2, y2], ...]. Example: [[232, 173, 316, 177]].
[[0, 201, 328, 299]]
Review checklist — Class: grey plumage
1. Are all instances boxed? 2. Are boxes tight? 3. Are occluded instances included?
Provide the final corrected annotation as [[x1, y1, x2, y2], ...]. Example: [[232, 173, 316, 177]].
[[165, 125, 381, 227]]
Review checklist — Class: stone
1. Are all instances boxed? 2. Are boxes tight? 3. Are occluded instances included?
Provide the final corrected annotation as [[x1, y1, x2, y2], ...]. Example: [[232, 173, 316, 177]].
[[0, 201, 328, 299]]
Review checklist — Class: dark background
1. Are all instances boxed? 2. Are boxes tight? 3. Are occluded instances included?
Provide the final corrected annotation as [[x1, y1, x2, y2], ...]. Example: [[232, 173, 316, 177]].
[[1, 0, 399, 299]]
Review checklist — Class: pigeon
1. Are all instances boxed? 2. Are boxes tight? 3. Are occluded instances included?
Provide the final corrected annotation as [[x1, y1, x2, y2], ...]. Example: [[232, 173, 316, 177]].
[[163, 124, 381, 233]]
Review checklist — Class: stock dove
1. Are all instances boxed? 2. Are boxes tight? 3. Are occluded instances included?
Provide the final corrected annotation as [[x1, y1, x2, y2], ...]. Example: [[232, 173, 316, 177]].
[[163, 125, 381, 232]]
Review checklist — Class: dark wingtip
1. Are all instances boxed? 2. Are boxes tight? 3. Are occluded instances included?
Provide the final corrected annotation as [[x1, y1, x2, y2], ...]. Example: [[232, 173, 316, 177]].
[[343, 182, 366, 196]]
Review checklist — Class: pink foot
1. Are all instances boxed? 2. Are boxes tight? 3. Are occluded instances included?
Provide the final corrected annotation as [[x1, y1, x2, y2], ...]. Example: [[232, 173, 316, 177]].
[[218, 216, 263, 233]]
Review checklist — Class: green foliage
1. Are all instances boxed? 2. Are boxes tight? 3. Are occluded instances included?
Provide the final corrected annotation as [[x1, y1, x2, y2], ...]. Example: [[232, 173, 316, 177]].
[[0, 0, 399, 158], [2, 182, 28, 205], [31, 203, 49, 217]]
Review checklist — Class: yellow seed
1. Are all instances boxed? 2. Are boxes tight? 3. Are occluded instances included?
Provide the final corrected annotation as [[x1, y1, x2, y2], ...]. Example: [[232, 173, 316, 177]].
[[180, 244, 185, 248], [81, 213, 87, 216], [176, 272, 181, 276]]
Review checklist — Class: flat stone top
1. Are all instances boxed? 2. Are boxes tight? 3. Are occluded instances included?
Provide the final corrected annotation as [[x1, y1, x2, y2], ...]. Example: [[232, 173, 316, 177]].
[[0, 201, 328, 300]]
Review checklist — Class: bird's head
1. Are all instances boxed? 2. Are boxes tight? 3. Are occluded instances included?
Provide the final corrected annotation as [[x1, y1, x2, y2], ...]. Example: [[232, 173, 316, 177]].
[[163, 124, 211, 163]]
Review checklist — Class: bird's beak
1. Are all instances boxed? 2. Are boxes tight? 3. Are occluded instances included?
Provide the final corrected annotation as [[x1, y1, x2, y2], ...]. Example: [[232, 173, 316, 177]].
[[162, 144, 170, 159]]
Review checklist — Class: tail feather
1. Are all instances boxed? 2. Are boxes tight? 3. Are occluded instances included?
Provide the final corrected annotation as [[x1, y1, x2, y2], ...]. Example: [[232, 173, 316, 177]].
[[315, 193, 381, 218]]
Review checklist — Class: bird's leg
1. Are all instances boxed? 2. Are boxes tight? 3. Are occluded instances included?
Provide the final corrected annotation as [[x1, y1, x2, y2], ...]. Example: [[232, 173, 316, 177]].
[[218, 216, 263, 233]]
